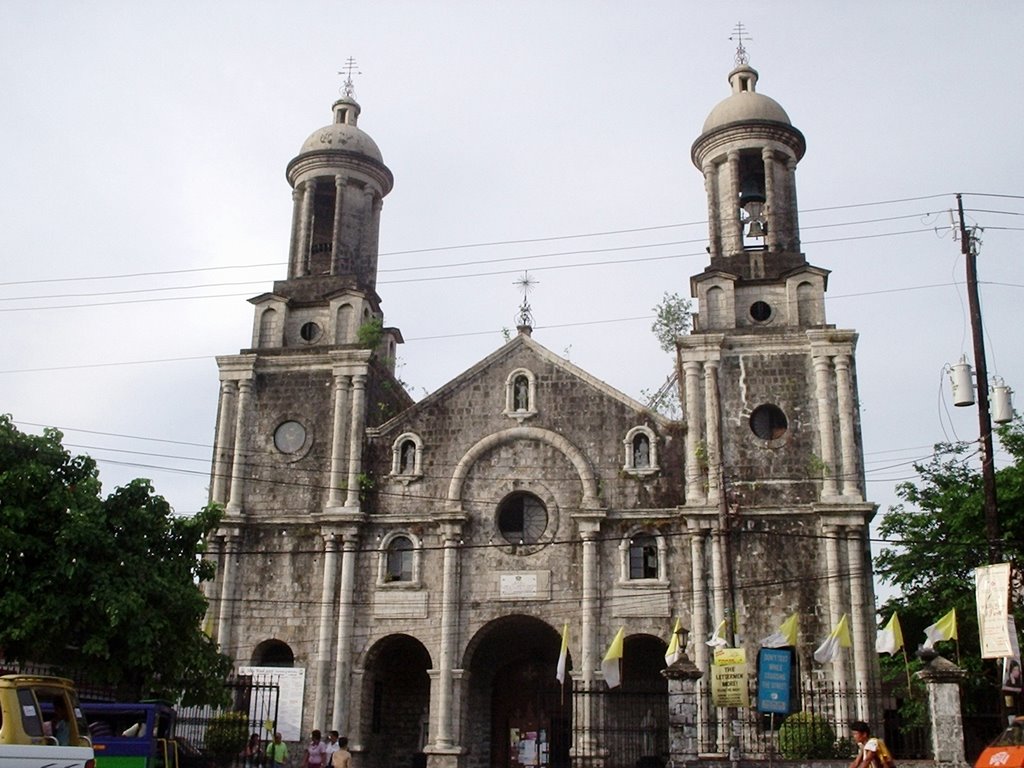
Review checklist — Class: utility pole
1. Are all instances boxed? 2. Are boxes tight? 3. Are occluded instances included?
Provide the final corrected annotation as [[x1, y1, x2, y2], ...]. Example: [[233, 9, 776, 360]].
[[956, 193, 1000, 563]]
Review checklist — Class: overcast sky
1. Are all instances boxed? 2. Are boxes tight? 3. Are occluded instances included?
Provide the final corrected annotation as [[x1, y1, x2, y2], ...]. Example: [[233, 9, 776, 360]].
[[3, 2, 1022, 595]]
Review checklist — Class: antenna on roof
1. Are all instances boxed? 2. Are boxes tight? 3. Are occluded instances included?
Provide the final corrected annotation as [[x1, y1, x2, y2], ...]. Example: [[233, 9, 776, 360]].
[[514, 271, 538, 331], [338, 57, 361, 99], [730, 22, 751, 66]]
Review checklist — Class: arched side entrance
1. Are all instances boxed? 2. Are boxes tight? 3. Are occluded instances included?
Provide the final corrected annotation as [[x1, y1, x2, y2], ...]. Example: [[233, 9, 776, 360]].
[[599, 634, 669, 767], [463, 616, 571, 768], [251, 639, 295, 667], [360, 634, 432, 768]]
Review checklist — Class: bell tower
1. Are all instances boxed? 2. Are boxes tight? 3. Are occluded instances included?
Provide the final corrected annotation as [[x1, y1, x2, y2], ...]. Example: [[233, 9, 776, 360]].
[[679, 47, 880, 718]]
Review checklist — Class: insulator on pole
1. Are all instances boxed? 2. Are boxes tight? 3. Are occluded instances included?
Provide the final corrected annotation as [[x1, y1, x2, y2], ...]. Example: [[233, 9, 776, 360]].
[[950, 356, 976, 407]]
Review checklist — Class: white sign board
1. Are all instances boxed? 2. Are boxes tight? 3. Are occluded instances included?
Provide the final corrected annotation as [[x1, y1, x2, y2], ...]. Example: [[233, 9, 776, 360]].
[[238, 666, 306, 742]]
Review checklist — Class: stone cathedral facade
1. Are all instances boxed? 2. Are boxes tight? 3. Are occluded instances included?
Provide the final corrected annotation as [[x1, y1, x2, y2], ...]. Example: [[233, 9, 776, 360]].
[[204, 62, 880, 768]]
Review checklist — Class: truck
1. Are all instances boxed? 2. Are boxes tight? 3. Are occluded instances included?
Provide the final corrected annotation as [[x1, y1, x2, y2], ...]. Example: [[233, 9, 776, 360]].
[[0, 673, 95, 768]]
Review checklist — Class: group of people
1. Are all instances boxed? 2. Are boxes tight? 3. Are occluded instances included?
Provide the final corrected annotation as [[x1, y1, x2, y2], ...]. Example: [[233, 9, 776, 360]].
[[242, 729, 352, 768]]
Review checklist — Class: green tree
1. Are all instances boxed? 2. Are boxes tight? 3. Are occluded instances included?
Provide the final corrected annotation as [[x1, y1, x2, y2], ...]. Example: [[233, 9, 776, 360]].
[[874, 416, 1024, 692], [650, 291, 693, 354], [0, 414, 231, 706]]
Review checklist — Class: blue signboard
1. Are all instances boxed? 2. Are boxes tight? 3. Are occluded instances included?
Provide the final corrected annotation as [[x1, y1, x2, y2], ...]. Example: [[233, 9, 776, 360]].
[[757, 648, 792, 714]]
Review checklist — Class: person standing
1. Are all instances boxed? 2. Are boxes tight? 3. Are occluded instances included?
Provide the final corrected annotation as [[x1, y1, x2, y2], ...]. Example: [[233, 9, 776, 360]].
[[849, 721, 880, 768], [266, 732, 289, 768], [331, 736, 352, 768], [325, 730, 340, 764], [302, 730, 327, 768]]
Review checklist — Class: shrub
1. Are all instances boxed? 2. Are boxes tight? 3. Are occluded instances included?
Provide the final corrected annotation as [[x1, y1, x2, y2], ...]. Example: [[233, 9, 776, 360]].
[[205, 711, 249, 766], [778, 711, 838, 759]]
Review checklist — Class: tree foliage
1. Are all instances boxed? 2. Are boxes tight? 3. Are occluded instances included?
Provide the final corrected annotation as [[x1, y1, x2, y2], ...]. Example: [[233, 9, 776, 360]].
[[875, 416, 1024, 686], [650, 291, 693, 354], [0, 414, 231, 706]]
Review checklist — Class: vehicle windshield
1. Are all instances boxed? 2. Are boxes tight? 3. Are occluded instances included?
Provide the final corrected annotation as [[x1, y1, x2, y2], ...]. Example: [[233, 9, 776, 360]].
[[992, 720, 1024, 747]]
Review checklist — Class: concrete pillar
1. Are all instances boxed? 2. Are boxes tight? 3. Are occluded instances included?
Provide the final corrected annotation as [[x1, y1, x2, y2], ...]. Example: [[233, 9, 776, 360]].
[[683, 361, 705, 505], [344, 374, 367, 507], [327, 374, 351, 507], [576, 525, 601, 759], [813, 356, 839, 498], [689, 530, 709, 673], [834, 354, 862, 499], [210, 380, 236, 505], [313, 534, 339, 728], [332, 533, 358, 732], [916, 653, 969, 768], [331, 175, 346, 275], [225, 379, 253, 515]]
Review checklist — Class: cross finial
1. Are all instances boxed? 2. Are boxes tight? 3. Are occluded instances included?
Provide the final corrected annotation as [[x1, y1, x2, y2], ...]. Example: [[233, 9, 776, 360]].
[[338, 57, 361, 99], [730, 22, 751, 66], [514, 271, 538, 329]]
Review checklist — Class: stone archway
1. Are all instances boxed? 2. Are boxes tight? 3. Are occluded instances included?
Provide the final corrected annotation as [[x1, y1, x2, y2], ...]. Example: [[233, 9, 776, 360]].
[[360, 634, 432, 768], [462, 616, 570, 768]]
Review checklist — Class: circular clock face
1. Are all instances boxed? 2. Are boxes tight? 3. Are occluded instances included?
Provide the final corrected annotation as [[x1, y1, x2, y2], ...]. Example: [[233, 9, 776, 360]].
[[274, 420, 307, 454], [498, 492, 548, 545]]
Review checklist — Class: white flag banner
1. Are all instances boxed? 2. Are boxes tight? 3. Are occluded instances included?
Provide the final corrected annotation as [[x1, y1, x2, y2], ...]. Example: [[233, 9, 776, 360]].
[[976, 563, 1013, 658]]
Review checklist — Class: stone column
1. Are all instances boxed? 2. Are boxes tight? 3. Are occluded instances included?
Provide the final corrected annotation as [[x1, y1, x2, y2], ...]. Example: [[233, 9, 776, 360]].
[[812, 356, 839, 498], [288, 187, 302, 278], [703, 162, 720, 259], [327, 374, 351, 507], [823, 524, 850, 717], [433, 524, 462, 750], [574, 524, 601, 760], [761, 148, 778, 252], [689, 530, 709, 673], [726, 151, 742, 252], [703, 362, 721, 506], [297, 179, 316, 278], [845, 526, 871, 719], [344, 374, 367, 507], [210, 380, 237, 505], [834, 354, 861, 500], [331, 175, 346, 275], [332, 532, 358, 732], [916, 653, 969, 768], [225, 379, 253, 515], [203, 535, 224, 640], [357, 188, 375, 279], [787, 158, 801, 252], [313, 534, 339, 729], [366, 196, 383, 289], [216, 533, 239, 651], [683, 361, 705, 505], [663, 649, 704, 768]]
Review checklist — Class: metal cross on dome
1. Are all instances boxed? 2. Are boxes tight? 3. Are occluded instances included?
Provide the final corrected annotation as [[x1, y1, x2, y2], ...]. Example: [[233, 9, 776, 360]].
[[730, 22, 751, 66], [514, 271, 538, 328], [338, 57, 361, 99]]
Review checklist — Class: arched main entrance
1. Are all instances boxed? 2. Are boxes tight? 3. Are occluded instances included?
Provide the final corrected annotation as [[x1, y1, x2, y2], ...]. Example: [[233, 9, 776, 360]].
[[360, 634, 432, 768], [464, 616, 571, 768]]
